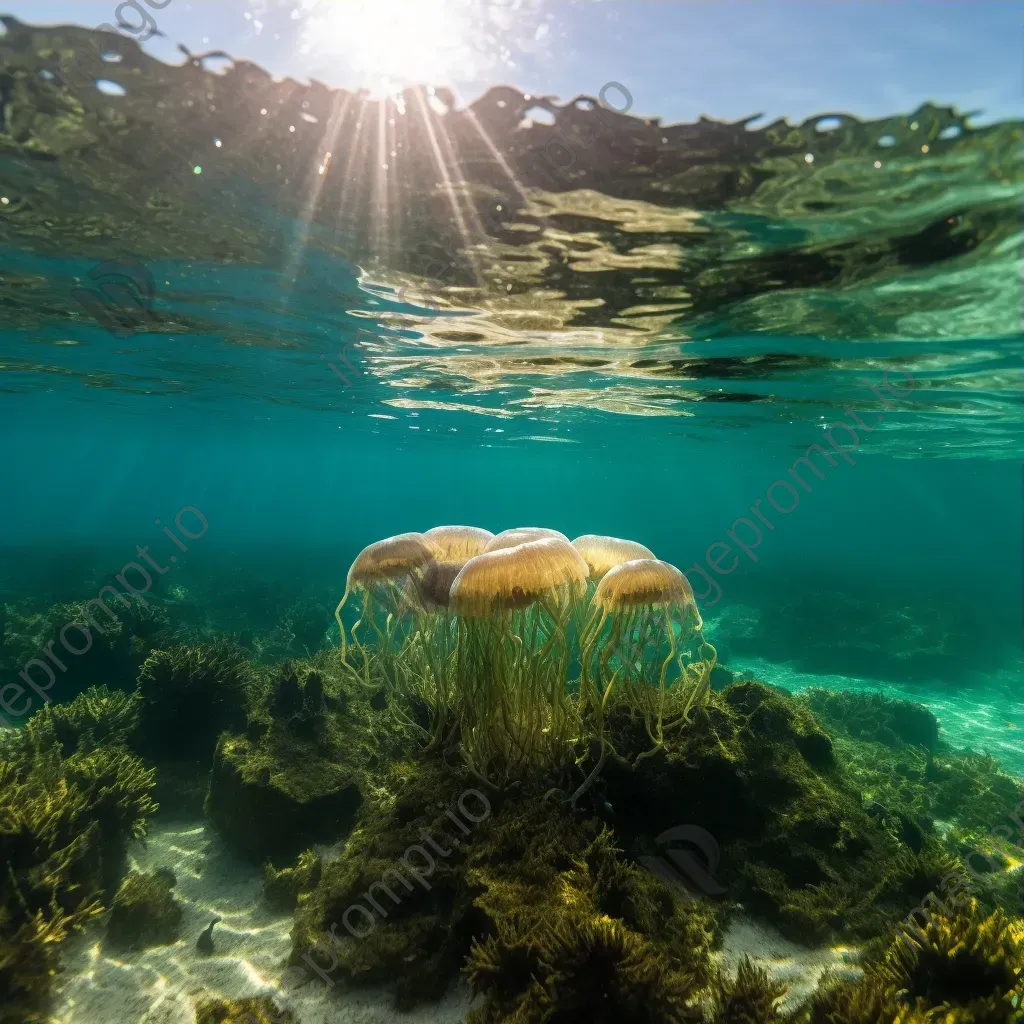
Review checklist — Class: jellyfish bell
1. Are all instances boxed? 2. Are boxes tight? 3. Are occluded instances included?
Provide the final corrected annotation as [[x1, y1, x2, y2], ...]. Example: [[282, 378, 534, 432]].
[[425, 525, 494, 563], [580, 558, 712, 760], [594, 558, 698, 623], [451, 537, 588, 617], [484, 526, 569, 554], [347, 531, 439, 588], [336, 531, 440, 658], [571, 535, 656, 581]]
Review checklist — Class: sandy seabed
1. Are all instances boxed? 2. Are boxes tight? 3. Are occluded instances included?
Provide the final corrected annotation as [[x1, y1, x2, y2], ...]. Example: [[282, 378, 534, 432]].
[[52, 818, 855, 1024]]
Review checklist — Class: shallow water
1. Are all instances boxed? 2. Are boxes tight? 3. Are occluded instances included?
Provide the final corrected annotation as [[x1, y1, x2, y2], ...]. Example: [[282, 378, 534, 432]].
[[1, 10, 1022, 1024]]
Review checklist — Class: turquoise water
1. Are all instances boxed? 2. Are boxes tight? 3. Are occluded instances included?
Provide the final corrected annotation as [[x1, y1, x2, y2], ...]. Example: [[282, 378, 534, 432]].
[[1, 14, 1023, 1024]]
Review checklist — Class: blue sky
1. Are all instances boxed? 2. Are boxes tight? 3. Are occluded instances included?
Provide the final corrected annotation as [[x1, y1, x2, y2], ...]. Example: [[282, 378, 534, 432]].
[[5, 0, 1022, 125]]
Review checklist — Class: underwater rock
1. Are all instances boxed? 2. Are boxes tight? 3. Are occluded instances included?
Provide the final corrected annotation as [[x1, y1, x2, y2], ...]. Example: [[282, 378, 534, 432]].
[[800, 688, 939, 752], [134, 642, 251, 763], [105, 868, 182, 951], [293, 755, 720, 1012], [206, 731, 362, 863], [205, 657, 368, 863], [262, 849, 323, 913], [599, 681, 948, 943]]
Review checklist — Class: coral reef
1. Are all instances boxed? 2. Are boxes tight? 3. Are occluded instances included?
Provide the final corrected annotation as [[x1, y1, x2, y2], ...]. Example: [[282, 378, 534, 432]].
[[0, 596, 170, 702], [292, 752, 720, 1011], [598, 680, 946, 942], [105, 868, 182, 951]]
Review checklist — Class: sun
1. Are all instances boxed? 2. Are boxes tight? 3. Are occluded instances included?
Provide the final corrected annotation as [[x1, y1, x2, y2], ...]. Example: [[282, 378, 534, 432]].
[[300, 0, 485, 95]]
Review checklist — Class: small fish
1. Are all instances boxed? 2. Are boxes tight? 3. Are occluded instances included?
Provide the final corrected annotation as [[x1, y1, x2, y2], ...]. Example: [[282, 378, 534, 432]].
[[1007, 722, 1017, 729]]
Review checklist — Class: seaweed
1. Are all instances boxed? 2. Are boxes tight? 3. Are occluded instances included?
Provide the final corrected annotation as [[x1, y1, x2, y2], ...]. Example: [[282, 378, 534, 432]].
[[24, 685, 139, 757], [105, 868, 182, 951], [0, 718, 157, 1021], [205, 653, 374, 863], [467, 913, 704, 1023], [806, 898, 1024, 1023], [799, 687, 939, 752], [710, 957, 788, 1024], [134, 642, 251, 762], [263, 850, 323, 913], [293, 752, 720, 1012], [0, 902, 103, 1024], [193, 996, 294, 1024]]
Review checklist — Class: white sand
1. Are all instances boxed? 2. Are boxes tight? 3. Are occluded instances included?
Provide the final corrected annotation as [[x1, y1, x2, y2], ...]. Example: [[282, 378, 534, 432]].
[[714, 915, 860, 1012], [52, 821, 475, 1024], [53, 819, 865, 1023]]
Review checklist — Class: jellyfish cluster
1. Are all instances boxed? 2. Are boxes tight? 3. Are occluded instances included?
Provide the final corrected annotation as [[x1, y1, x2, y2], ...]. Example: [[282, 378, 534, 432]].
[[334, 527, 715, 795]]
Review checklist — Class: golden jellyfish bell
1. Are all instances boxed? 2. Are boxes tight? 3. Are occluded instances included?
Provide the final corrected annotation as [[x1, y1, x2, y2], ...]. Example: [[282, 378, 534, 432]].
[[484, 526, 569, 553], [424, 525, 494, 563], [346, 532, 439, 588], [593, 559, 697, 615], [571, 534, 655, 580], [450, 538, 588, 617]]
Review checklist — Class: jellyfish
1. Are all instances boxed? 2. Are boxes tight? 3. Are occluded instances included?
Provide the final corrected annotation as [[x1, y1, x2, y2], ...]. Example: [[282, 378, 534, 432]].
[[484, 527, 569, 553], [571, 534, 655, 581], [425, 525, 495, 562], [334, 532, 439, 663], [579, 558, 714, 766], [449, 537, 589, 786]]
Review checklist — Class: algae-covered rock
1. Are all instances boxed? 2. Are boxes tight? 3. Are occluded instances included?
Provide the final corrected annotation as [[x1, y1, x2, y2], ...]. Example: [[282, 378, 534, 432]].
[[206, 658, 369, 863], [263, 849, 323, 913], [105, 868, 182, 951], [0, 719, 157, 1021], [292, 753, 720, 1011], [135, 643, 251, 762], [599, 681, 943, 942], [467, 914, 704, 1024], [24, 685, 140, 756], [800, 687, 939, 752], [194, 996, 294, 1024], [807, 898, 1024, 1023]]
